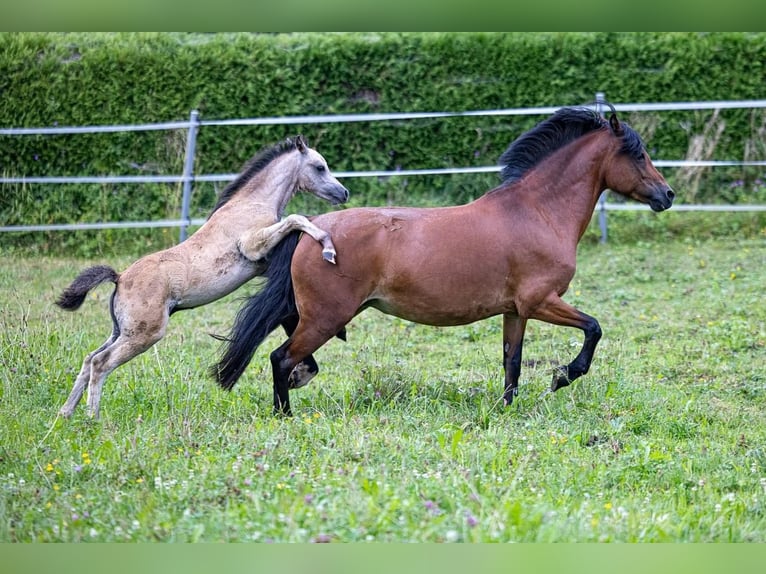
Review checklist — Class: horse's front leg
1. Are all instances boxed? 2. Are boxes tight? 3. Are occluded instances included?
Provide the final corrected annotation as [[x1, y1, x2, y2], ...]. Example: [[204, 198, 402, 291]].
[[529, 293, 602, 392], [239, 214, 337, 264], [502, 313, 527, 407]]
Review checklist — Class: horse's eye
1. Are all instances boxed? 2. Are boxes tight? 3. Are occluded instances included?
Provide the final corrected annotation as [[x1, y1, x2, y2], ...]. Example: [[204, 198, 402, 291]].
[[315, 165, 326, 173]]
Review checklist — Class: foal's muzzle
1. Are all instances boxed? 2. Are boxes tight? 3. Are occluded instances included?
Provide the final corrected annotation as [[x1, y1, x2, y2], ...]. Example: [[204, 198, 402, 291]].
[[330, 184, 350, 205]]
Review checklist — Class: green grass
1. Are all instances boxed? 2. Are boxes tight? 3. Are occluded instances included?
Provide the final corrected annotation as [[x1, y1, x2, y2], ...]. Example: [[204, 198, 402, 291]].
[[1, 233, 765, 542]]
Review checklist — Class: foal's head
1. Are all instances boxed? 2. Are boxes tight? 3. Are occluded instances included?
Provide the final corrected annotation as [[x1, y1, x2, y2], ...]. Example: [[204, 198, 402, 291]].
[[291, 135, 349, 205], [601, 112, 675, 212], [211, 136, 349, 215]]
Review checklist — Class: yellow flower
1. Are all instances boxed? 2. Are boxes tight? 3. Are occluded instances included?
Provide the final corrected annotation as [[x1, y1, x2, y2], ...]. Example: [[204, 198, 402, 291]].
[[136, 477, 144, 484], [53, 484, 60, 491], [45, 463, 54, 472], [604, 502, 612, 510]]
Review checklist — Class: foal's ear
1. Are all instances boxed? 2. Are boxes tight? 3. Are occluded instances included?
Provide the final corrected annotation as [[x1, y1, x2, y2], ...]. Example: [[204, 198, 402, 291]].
[[295, 134, 308, 154], [608, 113, 623, 136]]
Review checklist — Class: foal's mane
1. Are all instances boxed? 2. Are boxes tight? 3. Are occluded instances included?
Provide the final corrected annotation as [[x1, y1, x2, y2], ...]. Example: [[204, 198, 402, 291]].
[[210, 137, 300, 214], [498, 106, 644, 183]]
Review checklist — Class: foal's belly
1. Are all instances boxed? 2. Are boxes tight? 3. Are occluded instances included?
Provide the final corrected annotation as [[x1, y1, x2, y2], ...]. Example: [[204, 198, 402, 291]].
[[175, 261, 264, 309]]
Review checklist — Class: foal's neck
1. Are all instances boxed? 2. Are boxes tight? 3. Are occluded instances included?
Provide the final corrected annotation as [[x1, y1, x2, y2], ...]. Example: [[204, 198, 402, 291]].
[[234, 154, 300, 217]]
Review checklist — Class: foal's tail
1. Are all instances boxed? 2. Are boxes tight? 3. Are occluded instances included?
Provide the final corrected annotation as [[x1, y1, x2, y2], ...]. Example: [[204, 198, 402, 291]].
[[212, 231, 301, 390], [55, 265, 119, 311]]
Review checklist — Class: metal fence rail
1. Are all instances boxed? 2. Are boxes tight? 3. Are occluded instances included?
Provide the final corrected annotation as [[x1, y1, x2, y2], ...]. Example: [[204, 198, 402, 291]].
[[2, 96, 766, 242]]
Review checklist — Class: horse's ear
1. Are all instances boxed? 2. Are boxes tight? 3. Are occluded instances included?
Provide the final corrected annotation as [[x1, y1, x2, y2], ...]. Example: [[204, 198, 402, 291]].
[[609, 113, 623, 136], [295, 134, 308, 154]]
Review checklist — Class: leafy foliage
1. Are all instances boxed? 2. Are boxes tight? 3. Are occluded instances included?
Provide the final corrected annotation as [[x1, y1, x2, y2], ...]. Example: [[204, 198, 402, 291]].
[[2, 32, 766, 255]]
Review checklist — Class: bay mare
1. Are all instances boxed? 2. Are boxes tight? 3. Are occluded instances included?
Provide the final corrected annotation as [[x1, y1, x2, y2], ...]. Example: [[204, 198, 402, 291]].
[[214, 106, 674, 415], [56, 135, 348, 419]]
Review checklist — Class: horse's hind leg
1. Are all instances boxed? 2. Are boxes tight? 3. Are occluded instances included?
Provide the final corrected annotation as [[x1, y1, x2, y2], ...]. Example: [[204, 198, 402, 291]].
[[529, 293, 602, 392], [502, 314, 527, 407], [59, 336, 114, 418], [280, 318, 319, 389], [270, 320, 346, 415]]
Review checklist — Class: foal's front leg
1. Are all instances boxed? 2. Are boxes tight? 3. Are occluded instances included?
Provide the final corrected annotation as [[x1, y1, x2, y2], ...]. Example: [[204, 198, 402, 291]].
[[239, 214, 337, 264]]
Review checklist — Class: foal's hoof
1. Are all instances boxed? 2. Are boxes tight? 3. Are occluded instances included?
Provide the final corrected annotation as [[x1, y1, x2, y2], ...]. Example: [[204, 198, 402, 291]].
[[322, 249, 337, 264], [551, 366, 571, 392], [58, 407, 74, 419]]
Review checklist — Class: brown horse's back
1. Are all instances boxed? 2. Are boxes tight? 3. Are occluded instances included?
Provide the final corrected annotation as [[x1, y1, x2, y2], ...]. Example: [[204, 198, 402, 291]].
[[296, 204, 543, 326]]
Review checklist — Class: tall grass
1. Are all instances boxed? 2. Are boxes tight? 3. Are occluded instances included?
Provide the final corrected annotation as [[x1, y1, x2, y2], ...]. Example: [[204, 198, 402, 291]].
[[1, 233, 765, 541]]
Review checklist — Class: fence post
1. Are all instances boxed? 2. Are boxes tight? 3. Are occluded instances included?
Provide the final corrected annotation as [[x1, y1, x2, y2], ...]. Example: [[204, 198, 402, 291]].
[[595, 92, 608, 244], [179, 109, 200, 243]]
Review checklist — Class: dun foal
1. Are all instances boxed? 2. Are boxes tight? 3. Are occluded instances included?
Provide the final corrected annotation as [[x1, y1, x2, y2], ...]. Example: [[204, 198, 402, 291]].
[[56, 135, 348, 419]]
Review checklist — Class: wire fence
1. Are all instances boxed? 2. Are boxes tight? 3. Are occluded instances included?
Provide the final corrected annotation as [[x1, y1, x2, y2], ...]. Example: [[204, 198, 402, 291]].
[[2, 94, 766, 243]]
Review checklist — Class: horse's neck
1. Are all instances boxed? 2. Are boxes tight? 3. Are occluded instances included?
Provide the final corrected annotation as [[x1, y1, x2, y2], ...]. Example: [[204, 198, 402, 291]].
[[513, 135, 609, 241]]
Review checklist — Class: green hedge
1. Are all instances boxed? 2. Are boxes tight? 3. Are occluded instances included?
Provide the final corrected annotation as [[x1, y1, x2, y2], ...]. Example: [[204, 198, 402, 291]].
[[2, 32, 765, 255]]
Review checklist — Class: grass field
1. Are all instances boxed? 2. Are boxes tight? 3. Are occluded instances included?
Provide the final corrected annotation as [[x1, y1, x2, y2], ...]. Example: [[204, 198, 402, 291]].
[[1, 230, 765, 542]]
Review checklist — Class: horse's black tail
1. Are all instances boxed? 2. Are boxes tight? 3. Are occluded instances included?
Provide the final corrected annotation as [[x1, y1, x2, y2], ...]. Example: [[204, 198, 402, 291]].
[[211, 231, 301, 390], [56, 265, 119, 311]]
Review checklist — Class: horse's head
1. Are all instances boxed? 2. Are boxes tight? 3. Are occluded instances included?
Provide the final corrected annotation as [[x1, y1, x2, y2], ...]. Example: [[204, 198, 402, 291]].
[[293, 135, 349, 205], [602, 114, 675, 212]]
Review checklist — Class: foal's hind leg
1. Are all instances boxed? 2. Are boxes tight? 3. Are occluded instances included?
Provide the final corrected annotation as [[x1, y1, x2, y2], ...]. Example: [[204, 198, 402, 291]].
[[82, 293, 171, 419], [529, 293, 602, 392], [59, 336, 114, 418], [239, 214, 337, 264], [85, 327, 167, 419]]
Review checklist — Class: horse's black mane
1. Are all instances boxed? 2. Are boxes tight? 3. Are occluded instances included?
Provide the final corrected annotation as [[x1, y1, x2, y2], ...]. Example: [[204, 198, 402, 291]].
[[210, 137, 300, 214], [498, 106, 644, 183]]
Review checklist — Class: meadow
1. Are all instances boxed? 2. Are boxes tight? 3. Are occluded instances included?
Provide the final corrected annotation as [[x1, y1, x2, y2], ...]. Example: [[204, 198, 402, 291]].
[[1, 221, 765, 542]]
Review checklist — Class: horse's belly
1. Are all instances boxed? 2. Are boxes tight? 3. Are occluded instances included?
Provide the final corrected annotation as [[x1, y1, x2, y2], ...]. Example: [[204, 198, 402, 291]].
[[369, 289, 513, 327]]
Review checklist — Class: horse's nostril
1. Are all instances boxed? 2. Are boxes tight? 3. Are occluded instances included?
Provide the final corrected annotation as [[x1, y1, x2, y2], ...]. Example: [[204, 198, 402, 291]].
[[666, 188, 675, 201]]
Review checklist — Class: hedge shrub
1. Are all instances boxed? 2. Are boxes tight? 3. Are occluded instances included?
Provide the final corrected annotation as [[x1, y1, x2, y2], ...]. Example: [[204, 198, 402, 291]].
[[1, 32, 765, 255]]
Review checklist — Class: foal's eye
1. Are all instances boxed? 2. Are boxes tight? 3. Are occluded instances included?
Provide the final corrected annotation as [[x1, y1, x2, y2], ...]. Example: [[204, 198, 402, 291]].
[[315, 165, 326, 173]]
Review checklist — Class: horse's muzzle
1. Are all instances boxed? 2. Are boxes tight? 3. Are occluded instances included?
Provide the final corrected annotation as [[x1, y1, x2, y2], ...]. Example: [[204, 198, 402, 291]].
[[649, 186, 675, 212]]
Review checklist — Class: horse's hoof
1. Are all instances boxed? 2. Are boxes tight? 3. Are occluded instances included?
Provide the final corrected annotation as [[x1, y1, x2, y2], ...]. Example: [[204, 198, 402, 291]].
[[58, 408, 73, 419], [322, 250, 337, 264], [273, 406, 293, 417], [551, 366, 570, 392]]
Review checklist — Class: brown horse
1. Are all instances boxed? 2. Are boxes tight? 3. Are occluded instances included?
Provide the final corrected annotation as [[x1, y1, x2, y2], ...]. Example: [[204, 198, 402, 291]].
[[213, 106, 674, 415], [56, 135, 348, 419]]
